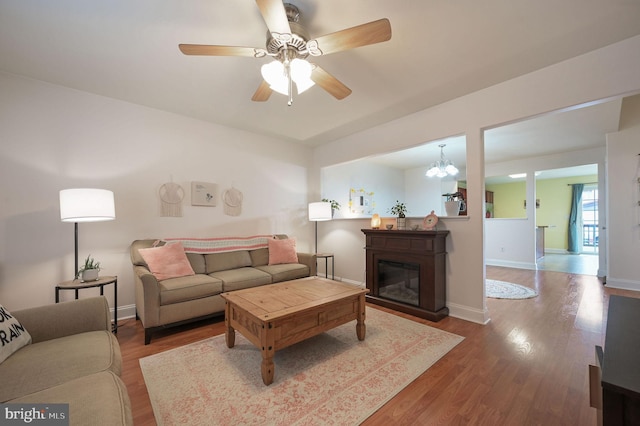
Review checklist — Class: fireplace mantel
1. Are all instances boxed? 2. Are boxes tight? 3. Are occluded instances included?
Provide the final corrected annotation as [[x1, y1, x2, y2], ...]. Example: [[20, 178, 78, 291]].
[[362, 229, 449, 321]]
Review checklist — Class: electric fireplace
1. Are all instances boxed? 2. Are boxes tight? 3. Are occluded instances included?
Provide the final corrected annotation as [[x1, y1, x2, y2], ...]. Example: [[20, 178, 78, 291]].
[[362, 229, 449, 321]]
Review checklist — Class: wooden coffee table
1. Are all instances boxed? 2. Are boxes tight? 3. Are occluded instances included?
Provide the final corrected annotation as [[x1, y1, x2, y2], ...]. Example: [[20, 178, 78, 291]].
[[221, 277, 369, 385]]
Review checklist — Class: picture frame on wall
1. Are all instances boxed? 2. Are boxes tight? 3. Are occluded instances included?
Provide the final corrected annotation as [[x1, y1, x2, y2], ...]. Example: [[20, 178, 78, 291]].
[[191, 181, 218, 206]]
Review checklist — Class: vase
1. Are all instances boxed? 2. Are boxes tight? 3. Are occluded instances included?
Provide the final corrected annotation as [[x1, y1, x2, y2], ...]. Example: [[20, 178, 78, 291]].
[[396, 215, 406, 230], [81, 269, 99, 282], [444, 200, 461, 216]]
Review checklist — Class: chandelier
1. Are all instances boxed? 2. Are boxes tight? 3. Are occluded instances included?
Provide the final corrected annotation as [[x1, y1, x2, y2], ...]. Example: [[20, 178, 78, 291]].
[[426, 144, 459, 178]]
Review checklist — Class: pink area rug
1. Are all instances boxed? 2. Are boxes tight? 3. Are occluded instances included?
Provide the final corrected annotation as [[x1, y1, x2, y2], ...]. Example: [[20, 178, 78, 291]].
[[140, 307, 463, 425]]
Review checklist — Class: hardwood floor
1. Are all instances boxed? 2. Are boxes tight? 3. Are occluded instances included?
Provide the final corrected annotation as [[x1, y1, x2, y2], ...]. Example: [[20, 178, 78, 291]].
[[117, 268, 639, 425]]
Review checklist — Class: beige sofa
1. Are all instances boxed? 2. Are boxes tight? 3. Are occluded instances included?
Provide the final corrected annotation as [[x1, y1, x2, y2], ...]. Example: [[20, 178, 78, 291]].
[[1, 296, 132, 425], [130, 235, 317, 344]]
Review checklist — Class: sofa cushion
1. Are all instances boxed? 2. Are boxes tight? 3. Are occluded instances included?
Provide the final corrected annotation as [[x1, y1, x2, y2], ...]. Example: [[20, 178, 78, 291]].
[[0, 304, 32, 364], [10, 371, 133, 426], [212, 268, 272, 292], [268, 237, 298, 265], [159, 274, 223, 306], [249, 247, 269, 267], [138, 242, 195, 281], [0, 330, 120, 402], [205, 251, 252, 273], [186, 252, 206, 274], [255, 263, 310, 283]]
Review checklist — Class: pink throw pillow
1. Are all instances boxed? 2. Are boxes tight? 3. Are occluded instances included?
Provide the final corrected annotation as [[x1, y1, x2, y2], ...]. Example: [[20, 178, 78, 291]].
[[268, 238, 298, 265], [138, 242, 195, 281]]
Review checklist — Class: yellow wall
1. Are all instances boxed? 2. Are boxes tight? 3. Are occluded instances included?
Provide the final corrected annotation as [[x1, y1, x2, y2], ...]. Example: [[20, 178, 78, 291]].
[[486, 181, 526, 218], [535, 174, 597, 250], [487, 174, 598, 250]]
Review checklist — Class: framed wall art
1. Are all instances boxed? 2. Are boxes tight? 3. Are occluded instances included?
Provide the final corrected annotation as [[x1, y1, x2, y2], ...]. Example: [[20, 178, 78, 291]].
[[191, 181, 218, 207]]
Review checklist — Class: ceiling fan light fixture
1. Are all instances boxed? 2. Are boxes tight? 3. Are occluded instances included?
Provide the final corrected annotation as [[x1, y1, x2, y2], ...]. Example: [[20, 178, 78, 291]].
[[290, 58, 315, 94], [261, 61, 286, 94], [261, 58, 315, 97]]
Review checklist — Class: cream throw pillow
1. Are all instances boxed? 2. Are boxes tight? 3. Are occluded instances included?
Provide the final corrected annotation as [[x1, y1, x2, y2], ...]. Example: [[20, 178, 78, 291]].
[[0, 304, 32, 363]]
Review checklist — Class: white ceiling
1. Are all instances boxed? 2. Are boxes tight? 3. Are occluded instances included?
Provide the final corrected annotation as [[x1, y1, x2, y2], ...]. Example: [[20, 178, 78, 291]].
[[2, 0, 639, 152], [361, 98, 622, 180], [0, 0, 640, 146]]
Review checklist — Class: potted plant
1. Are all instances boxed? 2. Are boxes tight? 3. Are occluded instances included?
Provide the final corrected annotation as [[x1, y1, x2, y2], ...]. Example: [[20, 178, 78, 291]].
[[321, 198, 340, 215], [76, 254, 101, 282], [389, 201, 408, 229], [442, 192, 464, 216]]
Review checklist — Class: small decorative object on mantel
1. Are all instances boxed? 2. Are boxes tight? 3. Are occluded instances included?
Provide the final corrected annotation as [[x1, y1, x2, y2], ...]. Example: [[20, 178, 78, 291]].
[[423, 211, 439, 230], [76, 254, 101, 282], [371, 213, 381, 229], [389, 200, 408, 230], [442, 192, 464, 216]]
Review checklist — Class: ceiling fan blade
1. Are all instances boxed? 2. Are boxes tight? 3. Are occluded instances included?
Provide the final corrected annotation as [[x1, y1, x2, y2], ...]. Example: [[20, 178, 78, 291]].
[[255, 0, 291, 36], [179, 44, 258, 57], [310, 18, 392, 56], [311, 66, 352, 100], [251, 80, 272, 102]]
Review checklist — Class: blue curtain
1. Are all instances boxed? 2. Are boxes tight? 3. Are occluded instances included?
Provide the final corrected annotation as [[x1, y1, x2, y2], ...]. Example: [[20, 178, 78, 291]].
[[568, 183, 584, 253]]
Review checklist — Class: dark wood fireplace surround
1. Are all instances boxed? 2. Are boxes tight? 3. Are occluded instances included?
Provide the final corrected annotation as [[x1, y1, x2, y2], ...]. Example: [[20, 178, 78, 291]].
[[362, 229, 449, 321]]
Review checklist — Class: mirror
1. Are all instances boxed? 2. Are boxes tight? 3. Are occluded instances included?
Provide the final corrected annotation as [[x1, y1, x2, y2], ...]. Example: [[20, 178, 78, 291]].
[[320, 136, 467, 218]]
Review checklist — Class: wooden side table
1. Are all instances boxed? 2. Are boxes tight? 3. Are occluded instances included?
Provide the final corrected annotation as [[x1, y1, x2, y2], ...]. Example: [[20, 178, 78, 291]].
[[55, 275, 118, 332], [316, 253, 334, 280]]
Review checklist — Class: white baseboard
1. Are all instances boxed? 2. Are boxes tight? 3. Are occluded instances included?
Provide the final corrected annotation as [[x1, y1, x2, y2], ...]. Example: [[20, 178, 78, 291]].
[[485, 259, 536, 270], [113, 303, 137, 321], [447, 302, 491, 325], [605, 277, 640, 292]]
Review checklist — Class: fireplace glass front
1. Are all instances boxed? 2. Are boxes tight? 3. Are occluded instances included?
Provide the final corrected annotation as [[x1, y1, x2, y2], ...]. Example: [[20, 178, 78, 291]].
[[377, 260, 420, 307]]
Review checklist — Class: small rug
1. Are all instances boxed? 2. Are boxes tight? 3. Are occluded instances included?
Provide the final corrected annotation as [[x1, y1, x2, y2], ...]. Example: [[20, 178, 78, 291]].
[[140, 308, 463, 426], [486, 279, 538, 299]]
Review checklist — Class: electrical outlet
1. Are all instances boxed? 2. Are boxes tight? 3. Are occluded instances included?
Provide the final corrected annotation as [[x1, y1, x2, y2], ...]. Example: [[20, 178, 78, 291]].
[[500, 247, 506, 252]]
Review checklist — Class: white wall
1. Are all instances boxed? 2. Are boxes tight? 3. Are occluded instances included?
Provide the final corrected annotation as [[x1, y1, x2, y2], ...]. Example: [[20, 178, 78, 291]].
[[0, 72, 313, 315], [606, 95, 640, 291], [313, 35, 640, 324], [320, 160, 403, 218]]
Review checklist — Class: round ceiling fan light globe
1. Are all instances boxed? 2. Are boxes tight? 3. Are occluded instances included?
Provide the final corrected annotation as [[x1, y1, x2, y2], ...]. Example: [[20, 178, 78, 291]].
[[261, 61, 285, 87], [295, 77, 315, 94], [291, 58, 312, 80]]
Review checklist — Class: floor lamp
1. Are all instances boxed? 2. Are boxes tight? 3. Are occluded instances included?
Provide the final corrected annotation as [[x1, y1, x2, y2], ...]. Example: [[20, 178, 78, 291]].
[[308, 201, 332, 253], [60, 188, 116, 279]]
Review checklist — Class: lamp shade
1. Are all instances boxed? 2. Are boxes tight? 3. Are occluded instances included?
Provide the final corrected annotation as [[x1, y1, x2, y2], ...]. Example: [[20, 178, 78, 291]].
[[308, 202, 332, 221], [60, 188, 116, 222]]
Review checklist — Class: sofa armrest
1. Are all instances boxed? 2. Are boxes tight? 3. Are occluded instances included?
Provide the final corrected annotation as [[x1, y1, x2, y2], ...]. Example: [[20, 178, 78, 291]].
[[11, 296, 111, 344], [132, 265, 162, 328], [297, 252, 317, 276]]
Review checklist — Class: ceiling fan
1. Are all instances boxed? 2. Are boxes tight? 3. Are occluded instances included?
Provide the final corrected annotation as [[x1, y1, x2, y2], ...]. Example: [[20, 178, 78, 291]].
[[178, 0, 392, 105]]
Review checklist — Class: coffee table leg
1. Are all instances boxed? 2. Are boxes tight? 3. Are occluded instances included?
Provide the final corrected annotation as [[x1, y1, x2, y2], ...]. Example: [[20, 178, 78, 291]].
[[356, 294, 366, 341], [261, 322, 275, 385], [224, 302, 235, 348]]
